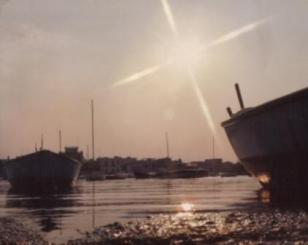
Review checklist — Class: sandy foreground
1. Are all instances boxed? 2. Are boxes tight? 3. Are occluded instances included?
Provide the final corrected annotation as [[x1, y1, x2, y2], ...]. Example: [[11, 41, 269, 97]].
[[2, 209, 308, 244]]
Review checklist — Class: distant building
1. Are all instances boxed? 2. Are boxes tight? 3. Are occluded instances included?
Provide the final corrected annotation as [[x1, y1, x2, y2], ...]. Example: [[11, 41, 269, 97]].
[[0, 159, 9, 179], [191, 158, 223, 173], [191, 158, 248, 176], [93, 157, 185, 175], [0, 160, 4, 178], [97, 156, 137, 174], [64, 147, 84, 162]]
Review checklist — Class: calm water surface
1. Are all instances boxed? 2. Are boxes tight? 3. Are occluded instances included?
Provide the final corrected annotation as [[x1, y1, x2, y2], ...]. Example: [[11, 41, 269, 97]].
[[0, 176, 262, 243]]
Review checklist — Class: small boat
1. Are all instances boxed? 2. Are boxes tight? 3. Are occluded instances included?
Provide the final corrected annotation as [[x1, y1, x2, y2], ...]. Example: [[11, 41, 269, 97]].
[[86, 171, 105, 181], [218, 172, 237, 177], [105, 173, 127, 180], [156, 169, 208, 179], [5, 150, 81, 191], [222, 84, 308, 192], [134, 171, 157, 179]]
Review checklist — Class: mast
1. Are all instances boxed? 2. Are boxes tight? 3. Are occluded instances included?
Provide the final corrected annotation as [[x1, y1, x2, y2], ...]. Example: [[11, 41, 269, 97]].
[[226, 107, 233, 117], [59, 130, 62, 153], [86, 144, 89, 160], [235, 83, 245, 109], [40, 134, 44, 150], [91, 100, 95, 160], [212, 136, 215, 159], [165, 132, 170, 158], [90, 101, 96, 229]]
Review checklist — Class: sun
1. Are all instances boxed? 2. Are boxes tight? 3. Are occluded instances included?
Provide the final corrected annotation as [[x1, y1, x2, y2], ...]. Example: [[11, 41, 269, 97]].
[[112, 0, 271, 136], [169, 38, 203, 69]]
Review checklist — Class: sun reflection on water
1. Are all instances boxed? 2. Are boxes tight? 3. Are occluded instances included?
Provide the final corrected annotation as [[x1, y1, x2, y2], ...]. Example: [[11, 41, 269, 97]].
[[181, 202, 194, 212], [178, 202, 194, 212], [175, 202, 195, 218], [260, 189, 270, 204]]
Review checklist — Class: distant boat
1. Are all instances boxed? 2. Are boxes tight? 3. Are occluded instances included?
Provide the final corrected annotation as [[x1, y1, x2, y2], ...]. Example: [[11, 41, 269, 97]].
[[222, 85, 308, 191], [134, 171, 157, 179], [105, 173, 128, 180], [85, 171, 105, 181], [218, 172, 237, 177], [156, 169, 208, 179], [5, 150, 82, 191]]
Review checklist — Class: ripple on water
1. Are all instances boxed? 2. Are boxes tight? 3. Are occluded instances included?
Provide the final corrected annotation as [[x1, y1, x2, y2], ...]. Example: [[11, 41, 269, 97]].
[[0, 176, 262, 243]]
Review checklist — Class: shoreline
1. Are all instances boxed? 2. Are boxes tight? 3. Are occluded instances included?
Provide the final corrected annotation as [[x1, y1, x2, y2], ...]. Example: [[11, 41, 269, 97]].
[[3, 208, 308, 244], [66, 209, 308, 244]]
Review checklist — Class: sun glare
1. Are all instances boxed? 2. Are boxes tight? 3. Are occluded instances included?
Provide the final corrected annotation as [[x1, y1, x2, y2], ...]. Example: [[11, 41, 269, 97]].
[[112, 0, 271, 137], [169, 39, 203, 69], [113, 64, 165, 87]]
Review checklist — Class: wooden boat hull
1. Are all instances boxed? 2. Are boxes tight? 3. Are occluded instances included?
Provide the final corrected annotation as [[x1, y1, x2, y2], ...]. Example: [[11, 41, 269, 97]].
[[222, 87, 308, 192], [5, 150, 82, 191]]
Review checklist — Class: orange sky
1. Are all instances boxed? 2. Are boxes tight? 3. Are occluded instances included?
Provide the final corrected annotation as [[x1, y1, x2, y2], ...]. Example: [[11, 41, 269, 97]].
[[0, 0, 308, 161]]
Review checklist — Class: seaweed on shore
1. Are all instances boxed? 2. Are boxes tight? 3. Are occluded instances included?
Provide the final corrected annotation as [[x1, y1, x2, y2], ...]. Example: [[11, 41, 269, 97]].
[[0, 217, 48, 245], [67, 210, 308, 244]]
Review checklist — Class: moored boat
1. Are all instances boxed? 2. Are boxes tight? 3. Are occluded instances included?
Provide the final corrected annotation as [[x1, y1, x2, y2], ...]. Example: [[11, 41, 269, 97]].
[[105, 173, 127, 180], [134, 171, 158, 179], [156, 169, 208, 179], [222, 85, 308, 192], [85, 171, 105, 181], [5, 150, 82, 191]]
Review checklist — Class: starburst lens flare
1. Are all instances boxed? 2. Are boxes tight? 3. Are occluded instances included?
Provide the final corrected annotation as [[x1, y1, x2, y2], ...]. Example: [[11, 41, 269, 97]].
[[160, 0, 178, 36], [113, 64, 165, 87], [112, 0, 271, 136], [113, 17, 270, 88], [202, 17, 271, 52], [188, 68, 216, 134]]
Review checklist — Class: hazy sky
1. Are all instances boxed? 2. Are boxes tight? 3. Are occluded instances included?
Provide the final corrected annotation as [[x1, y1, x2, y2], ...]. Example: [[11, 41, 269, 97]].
[[1, 0, 308, 161]]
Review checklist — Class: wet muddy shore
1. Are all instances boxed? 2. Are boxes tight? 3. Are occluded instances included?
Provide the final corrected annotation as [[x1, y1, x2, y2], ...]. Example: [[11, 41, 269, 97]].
[[0, 217, 48, 245], [3, 209, 308, 244], [66, 209, 308, 244]]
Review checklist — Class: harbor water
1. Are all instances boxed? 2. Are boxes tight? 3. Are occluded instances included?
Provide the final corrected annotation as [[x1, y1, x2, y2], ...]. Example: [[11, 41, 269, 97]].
[[0, 176, 263, 243]]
